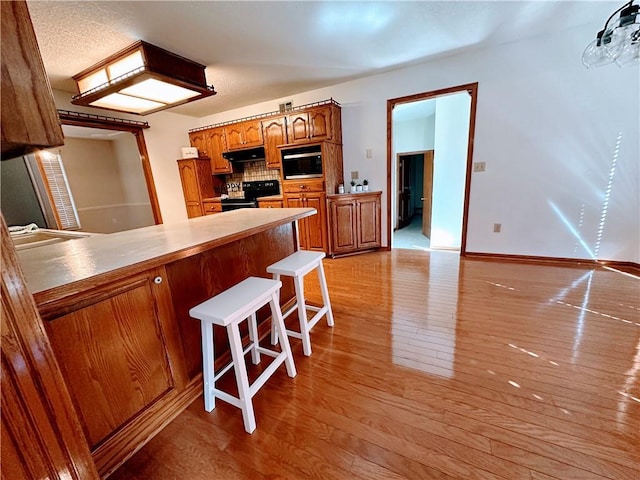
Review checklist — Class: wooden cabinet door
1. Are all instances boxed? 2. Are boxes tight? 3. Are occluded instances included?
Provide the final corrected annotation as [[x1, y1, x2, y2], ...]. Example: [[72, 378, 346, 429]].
[[308, 106, 331, 142], [188, 130, 208, 157], [357, 195, 381, 249], [178, 159, 213, 218], [224, 123, 244, 150], [206, 127, 231, 174], [224, 120, 264, 150], [286, 112, 311, 143], [178, 161, 202, 218], [242, 119, 264, 147], [43, 268, 180, 451], [304, 193, 328, 252], [284, 194, 307, 249], [330, 199, 357, 254], [263, 117, 287, 169]]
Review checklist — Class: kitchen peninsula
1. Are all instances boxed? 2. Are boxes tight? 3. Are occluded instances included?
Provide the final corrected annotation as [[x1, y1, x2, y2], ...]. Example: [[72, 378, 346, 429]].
[[17, 208, 315, 478]]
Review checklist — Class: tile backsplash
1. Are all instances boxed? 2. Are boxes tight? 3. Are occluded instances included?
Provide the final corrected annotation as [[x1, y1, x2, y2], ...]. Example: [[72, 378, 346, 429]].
[[226, 161, 280, 198]]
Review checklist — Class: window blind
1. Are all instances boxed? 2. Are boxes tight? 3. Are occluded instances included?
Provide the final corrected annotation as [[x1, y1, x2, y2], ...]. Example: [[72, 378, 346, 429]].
[[36, 151, 81, 230]]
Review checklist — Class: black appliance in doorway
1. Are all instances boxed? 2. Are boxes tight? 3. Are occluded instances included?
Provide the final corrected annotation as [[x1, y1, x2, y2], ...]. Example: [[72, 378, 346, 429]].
[[221, 180, 279, 211]]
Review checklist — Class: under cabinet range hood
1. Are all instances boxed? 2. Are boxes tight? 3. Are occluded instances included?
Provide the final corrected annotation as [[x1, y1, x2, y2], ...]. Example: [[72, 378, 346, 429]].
[[222, 146, 265, 162]]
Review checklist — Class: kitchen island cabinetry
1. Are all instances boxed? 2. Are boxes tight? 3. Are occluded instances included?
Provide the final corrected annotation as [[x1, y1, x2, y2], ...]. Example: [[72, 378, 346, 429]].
[[177, 158, 214, 218], [19, 208, 315, 477], [224, 119, 263, 150], [328, 191, 381, 256]]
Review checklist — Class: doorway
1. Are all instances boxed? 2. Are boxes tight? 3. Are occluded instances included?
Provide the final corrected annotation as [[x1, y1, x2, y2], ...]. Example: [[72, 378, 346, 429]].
[[394, 150, 433, 250], [387, 83, 477, 254], [56, 110, 162, 232]]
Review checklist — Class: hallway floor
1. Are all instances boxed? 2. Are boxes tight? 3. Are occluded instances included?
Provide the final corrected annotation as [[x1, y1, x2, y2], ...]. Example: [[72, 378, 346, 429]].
[[393, 214, 430, 250]]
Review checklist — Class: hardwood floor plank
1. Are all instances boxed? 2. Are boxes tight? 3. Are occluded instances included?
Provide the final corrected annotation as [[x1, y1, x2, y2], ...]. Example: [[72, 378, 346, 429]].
[[111, 250, 640, 479]]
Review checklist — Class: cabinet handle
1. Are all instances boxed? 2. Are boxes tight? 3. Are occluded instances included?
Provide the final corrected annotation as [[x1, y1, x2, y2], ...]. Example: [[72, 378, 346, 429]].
[[153, 276, 163, 284]]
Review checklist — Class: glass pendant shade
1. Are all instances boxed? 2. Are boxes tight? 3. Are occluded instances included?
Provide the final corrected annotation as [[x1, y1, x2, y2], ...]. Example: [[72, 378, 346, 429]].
[[72, 41, 216, 115], [583, 1, 640, 68]]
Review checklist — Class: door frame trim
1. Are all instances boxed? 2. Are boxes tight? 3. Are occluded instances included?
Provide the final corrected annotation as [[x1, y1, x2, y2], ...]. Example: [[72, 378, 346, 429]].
[[57, 110, 163, 225], [386, 82, 478, 255]]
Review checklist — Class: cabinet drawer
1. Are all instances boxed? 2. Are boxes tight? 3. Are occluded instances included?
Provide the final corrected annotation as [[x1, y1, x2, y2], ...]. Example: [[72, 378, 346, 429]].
[[203, 201, 222, 214], [282, 179, 324, 193], [259, 200, 283, 208]]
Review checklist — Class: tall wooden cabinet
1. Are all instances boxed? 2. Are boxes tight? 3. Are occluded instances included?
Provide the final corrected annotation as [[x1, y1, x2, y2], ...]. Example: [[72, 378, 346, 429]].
[[327, 191, 381, 257], [262, 116, 287, 169], [177, 158, 214, 218], [189, 127, 232, 174]]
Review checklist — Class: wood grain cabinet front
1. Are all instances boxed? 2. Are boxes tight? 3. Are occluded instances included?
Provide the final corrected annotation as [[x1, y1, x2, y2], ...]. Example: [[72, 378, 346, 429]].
[[203, 200, 222, 215], [177, 158, 214, 218], [205, 126, 232, 174], [224, 119, 263, 150], [284, 190, 328, 252], [286, 104, 342, 145], [41, 266, 187, 472], [262, 116, 287, 169], [258, 199, 283, 208], [1, 1, 64, 159], [328, 192, 381, 256]]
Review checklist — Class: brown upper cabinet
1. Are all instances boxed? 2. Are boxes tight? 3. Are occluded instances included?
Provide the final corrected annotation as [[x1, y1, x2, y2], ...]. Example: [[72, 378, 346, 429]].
[[188, 130, 208, 157], [205, 126, 232, 174], [1, 1, 64, 159], [262, 116, 287, 169], [224, 119, 263, 150], [286, 104, 341, 145]]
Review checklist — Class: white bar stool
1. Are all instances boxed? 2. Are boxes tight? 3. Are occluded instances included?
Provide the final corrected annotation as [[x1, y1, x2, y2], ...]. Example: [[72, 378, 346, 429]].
[[189, 276, 296, 434], [267, 250, 334, 356]]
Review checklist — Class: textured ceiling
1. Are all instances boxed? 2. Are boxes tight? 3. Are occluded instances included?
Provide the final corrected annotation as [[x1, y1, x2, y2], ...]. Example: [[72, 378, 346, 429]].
[[27, 1, 615, 118]]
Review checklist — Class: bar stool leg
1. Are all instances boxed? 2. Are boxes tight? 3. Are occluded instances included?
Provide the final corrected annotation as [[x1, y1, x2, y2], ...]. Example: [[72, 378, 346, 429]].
[[270, 273, 281, 346], [227, 322, 256, 434], [270, 292, 297, 378], [201, 322, 215, 412], [317, 261, 334, 327], [294, 274, 312, 356], [247, 312, 261, 365]]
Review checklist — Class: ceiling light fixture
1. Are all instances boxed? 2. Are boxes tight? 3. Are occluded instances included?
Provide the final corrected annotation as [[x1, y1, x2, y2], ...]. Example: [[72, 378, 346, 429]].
[[71, 41, 216, 115], [582, 0, 640, 68]]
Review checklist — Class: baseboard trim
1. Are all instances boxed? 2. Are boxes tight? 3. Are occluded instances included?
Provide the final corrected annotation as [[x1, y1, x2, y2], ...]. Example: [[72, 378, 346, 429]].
[[463, 252, 640, 275]]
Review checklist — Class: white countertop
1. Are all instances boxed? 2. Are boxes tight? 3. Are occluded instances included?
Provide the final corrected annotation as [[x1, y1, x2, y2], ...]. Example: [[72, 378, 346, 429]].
[[18, 208, 314, 296]]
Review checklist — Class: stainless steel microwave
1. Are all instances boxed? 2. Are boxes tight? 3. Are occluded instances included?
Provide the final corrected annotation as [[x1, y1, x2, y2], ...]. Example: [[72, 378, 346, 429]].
[[281, 145, 323, 179]]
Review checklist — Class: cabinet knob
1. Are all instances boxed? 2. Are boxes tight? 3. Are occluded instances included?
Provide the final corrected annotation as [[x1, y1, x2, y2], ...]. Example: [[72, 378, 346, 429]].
[[153, 276, 163, 284]]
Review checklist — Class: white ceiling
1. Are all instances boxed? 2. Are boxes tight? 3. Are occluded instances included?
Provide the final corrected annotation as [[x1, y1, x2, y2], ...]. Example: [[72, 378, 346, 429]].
[[27, 1, 614, 119]]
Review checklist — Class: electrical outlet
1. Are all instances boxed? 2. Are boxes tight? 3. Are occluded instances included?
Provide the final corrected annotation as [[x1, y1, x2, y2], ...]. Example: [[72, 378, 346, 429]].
[[351, 171, 359, 180], [474, 162, 486, 172], [366, 148, 372, 158], [493, 223, 501, 233]]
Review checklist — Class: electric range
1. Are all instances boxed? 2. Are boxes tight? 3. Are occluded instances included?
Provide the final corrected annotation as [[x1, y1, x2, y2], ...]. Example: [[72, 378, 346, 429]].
[[221, 180, 280, 211]]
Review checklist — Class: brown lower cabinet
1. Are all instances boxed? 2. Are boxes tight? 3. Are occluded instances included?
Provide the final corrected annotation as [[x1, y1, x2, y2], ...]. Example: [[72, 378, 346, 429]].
[[327, 191, 381, 257], [284, 191, 328, 252]]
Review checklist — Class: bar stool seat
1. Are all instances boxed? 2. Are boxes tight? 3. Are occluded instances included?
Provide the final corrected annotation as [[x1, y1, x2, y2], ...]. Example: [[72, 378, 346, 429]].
[[267, 250, 334, 356], [189, 276, 296, 434]]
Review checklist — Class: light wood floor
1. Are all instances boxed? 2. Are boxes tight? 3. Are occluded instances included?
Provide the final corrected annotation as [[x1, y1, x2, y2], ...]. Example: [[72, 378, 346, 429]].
[[111, 250, 640, 480]]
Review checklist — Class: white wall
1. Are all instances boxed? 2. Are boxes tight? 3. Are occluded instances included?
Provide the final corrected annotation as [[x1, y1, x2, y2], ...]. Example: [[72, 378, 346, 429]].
[[431, 93, 471, 249], [53, 20, 639, 262], [394, 115, 435, 153]]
